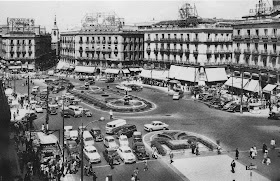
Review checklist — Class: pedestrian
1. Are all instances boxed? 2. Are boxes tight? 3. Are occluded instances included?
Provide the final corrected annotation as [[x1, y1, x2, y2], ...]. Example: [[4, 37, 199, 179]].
[[169, 151, 174, 163], [13, 112, 16, 121], [195, 146, 200, 156], [262, 143, 267, 154], [249, 147, 254, 159], [253, 146, 257, 157], [131, 175, 136, 181], [41, 123, 45, 131], [17, 108, 19, 115], [235, 148, 239, 160], [143, 160, 148, 171], [266, 157, 271, 165], [191, 143, 195, 154], [134, 167, 139, 180], [271, 138, 276, 150], [231, 160, 236, 173], [92, 172, 97, 181], [109, 109, 113, 120]]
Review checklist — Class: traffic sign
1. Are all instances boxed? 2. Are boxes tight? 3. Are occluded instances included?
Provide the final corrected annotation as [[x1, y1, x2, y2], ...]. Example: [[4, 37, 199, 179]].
[[246, 165, 257, 170]]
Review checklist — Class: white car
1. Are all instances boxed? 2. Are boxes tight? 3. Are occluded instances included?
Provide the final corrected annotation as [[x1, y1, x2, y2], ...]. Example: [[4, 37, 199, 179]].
[[144, 121, 169, 132], [77, 105, 84, 112], [83, 146, 101, 163], [173, 93, 180, 100], [117, 146, 136, 164], [116, 85, 132, 92], [34, 105, 43, 113], [104, 136, 119, 150], [69, 130, 78, 141], [49, 103, 59, 109], [119, 135, 129, 147], [64, 126, 73, 140]]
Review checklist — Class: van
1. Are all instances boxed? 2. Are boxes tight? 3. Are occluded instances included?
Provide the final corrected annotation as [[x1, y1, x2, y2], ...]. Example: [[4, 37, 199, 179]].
[[36, 132, 61, 158], [68, 105, 82, 118], [83, 131, 95, 146], [31, 86, 40, 93], [105, 119, 127, 134]]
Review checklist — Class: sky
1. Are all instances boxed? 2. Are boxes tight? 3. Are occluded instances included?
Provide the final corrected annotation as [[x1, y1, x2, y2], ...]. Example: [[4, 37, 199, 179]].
[[0, 0, 274, 32]]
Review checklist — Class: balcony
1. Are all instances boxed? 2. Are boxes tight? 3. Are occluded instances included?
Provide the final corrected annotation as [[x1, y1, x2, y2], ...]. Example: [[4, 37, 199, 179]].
[[177, 49, 183, 55], [159, 48, 165, 53], [270, 50, 278, 56], [113, 49, 118, 53], [10, 43, 14, 46], [185, 49, 190, 54], [243, 35, 250, 40], [251, 49, 259, 55], [206, 38, 212, 42], [192, 38, 199, 42], [79, 41, 83, 44], [79, 48, 83, 52], [91, 40, 95, 44], [260, 50, 268, 56], [214, 50, 219, 55], [154, 48, 159, 53], [146, 48, 151, 53], [270, 35, 277, 42], [96, 40, 100, 44], [129, 40, 134, 44], [185, 38, 190, 42], [114, 40, 118, 44], [261, 35, 269, 42], [206, 50, 212, 54], [102, 40, 106, 44], [170, 49, 176, 54], [234, 48, 241, 54], [251, 35, 259, 40], [146, 38, 151, 43], [86, 41, 90, 44], [233, 35, 242, 40], [107, 40, 112, 44], [154, 38, 159, 43], [193, 50, 199, 54], [85, 48, 94, 52], [102, 49, 112, 53], [28, 43, 32, 46], [28, 50, 32, 53], [174, 38, 184, 43], [244, 49, 251, 55], [96, 49, 101, 53]]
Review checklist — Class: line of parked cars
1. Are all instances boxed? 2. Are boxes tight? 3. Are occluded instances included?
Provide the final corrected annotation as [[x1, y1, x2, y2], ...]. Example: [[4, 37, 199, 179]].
[[199, 93, 249, 113]]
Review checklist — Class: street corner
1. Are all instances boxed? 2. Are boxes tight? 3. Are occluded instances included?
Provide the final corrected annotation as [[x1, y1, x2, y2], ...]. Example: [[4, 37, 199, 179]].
[[171, 154, 270, 181]]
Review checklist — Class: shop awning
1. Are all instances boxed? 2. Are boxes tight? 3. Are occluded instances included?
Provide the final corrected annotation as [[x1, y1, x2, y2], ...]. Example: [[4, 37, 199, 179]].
[[140, 69, 152, 78], [169, 65, 198, 82], [252, 73, 259, 77], [129, 68, 141, 72], [226, 77, 249, 89], [205, 68, 227, 82], [74, 66, 95, 73], [105, 68, 120, 74], [263, 84, 277, 93], [169, 80, 181, 84], [27, 64, 34, 69], [243, 72, 251, 76], [8, 66, 21, 69], [224, 77, 234, 86], [16, 61, 21, 64], [56, 61, 70, 70], [243, 79, 261, 92], [122, 69, 130, 74], [152, 70, 169, 81]]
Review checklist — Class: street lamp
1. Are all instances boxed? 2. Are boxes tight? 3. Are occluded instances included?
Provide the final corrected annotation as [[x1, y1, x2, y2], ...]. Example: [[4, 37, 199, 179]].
[[62, 96, 65, 166], [80, 119, 103, 181]]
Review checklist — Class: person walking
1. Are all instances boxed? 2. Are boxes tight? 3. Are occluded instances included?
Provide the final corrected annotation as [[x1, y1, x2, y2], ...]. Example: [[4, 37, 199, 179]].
[[195, 146, 200, 156], [169, 151, 174, 163], [134, 167, 139, 181], [131, 175, 136, 181], [143, 160, 148, 171], [253, 146, 257, 157], [271, 139, 276, 150], [109, 109, 113, 120], [262, 143, 267, 154], [231, 160, 236, 173], [235, 148, 239, 160], [266, 157, 271, 165], [92, 172, 97, 181], [249, 147, 254, 159]]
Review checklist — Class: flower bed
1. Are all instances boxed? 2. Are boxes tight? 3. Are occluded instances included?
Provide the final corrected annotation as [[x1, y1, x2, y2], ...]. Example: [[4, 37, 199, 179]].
[[151, 140, 166, 156]]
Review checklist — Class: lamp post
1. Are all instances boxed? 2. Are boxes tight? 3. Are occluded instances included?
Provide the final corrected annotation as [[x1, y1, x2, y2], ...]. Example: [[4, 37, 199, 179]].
[[80, 119, 103, 181], [62, 96, 65, 165], [240, 67, 244, 114]]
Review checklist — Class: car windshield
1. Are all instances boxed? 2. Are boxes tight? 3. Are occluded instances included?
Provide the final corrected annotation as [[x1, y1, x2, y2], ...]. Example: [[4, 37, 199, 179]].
[[69, 143, 77, 148], [93, 130, 101, 135], [108, 139, 114, 142], [85, 137, 93, 141], [124, 149, 131, 153], [88, 149, 96, 153]]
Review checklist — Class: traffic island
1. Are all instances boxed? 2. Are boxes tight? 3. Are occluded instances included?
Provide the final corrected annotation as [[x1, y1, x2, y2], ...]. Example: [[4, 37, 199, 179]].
[[68, 86, 155, 113]]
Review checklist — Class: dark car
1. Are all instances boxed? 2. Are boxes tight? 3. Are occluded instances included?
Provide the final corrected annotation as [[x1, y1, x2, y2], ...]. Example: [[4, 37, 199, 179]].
[[25, 112, 37, 121], [268, 111, 280, 119], [127, 84, 142, 91], [89, 127, 104, 142], [60, 109, 71, 118], [132, 131, 142, 145], [203, 95, 214, 102], [132, 142, 150, 160], [102, 148, 121, 165], [114, 124, 137, 138], [88, 80, 95, 85], [226, 104, 249, 113], [49, 107, 57, 115], [105, 78, 115, 83], [66, 140, 79, 155], [79, 77, 85, 81]]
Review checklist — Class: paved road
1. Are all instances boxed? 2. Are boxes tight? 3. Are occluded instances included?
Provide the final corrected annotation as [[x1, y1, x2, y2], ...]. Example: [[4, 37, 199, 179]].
[[13, 76, 280, 180]]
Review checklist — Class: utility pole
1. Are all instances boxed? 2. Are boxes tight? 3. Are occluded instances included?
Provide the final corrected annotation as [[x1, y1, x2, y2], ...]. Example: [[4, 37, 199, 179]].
[[13, 72, 16, 94], [45, 86, 49, 130], [81, 122, 84, 181], [240, 68, 243, 114], [231, 68, 233, 100], [62, 97, 65, 165]]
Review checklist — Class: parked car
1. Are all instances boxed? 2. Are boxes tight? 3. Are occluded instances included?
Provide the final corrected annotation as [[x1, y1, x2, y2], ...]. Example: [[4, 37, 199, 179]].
[[49, 107, 57, 115], [116, 85, 132, 92], [119, 135, 129, 147], [69, 130, 79, 141], [132, 142, 150, 160], [66, 140, 79, 155], [127, 84, 142, 91], [222, 101, 236, 111], [64, 126, 73, 140], [89, 127, 104, 142], [105, 78, 115, 83], [104, 136, 119, 150], [268, 111, 280, 119], [34, 105, 43, 113], [79, 77, 86, 81], [60, 109, 71, 118], [102, 148, 121, 165], [83, 145, 101, 163], [132, 132, 142, 145], [225, 104, 249, 113], [115, 124, 137, 138], [173, 93, 180, 100], [117, 146, 136, 164], [83, 109, 92, 117], [144, 121, 169, 132]]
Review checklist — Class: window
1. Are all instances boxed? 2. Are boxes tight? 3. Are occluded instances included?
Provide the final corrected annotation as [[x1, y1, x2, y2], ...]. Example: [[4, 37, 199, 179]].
[[247, 30, 250, 35], [195, 45, 198, 50], [208, 34, 211, 38], [195, 34, 198, 38], [273, 44, 276, 51], [180, 34, 183, 39], [264, 43, 267, 50], [168, 34, 170, 38], [187, 34, 190, 40], [162, 34, 164, 39], [80, 37, 82, 41], [174, 34, 177, 39], [155, 34, 158, 39], [147, 34, 150, 39], [273, 29, 277, 36], [87, 37, 89, 41], [54, 31, 56, 36], [264, 29, 268, 36], [17, 40, 20, 45], [256, 29, 259, 36], [237, 30, 240, 35], [237, 43, 240, 48], [247, 43, 250, 48], [23, 40, 25, 45], [255, 43, 258, 50]]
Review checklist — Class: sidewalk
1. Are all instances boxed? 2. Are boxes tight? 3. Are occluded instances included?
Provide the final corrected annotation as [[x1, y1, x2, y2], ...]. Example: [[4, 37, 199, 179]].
[[170, 155, 270, 181]]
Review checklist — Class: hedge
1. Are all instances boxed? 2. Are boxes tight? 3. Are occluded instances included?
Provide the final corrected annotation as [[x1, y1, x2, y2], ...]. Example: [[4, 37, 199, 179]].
[[151, 140, 166, 156]]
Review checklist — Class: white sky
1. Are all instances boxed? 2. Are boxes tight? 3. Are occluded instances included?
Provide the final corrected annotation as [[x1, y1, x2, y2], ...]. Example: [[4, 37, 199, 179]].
[[0, 0, 274, 32]]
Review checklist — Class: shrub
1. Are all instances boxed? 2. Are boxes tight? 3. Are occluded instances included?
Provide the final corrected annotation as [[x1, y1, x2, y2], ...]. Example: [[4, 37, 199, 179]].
[[151, 140, 166, 156], [165, 141, 190, 150], [197, 138, 214, 151]]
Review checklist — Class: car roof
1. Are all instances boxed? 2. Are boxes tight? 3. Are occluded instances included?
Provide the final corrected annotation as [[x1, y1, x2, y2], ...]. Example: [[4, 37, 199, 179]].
[[64, 126, 73, 130], [152, 121, 163, 124], [105, 136, 114, 139], [119, 146, 131, 150], [85, 145, 96, 150], [119, 135, 127, 139]]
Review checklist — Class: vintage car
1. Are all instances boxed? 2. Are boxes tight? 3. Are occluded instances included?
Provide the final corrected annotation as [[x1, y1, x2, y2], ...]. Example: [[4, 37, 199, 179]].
[[83, 145, 101, 163], [119, 135, 129, 147], [132, 132, 142, 145], [89, 127, 104, 142], [102, 148, 121, 165], [66, 140, 79, 155], [144, 121, 169, 132], [83, 109, 93, 117], [268, 111, 280, 119], [117, 146, 136, 164], [132, 142, 150, 160]]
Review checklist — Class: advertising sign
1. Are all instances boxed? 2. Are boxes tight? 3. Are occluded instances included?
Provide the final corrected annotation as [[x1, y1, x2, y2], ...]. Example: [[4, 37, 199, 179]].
[[7, 18, 35, 32]]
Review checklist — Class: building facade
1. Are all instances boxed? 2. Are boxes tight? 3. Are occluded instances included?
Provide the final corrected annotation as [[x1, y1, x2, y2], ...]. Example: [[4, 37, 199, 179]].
[[143, 23, 233, 69], [59, 12, 144, 73], [0, 18, 53, 71]]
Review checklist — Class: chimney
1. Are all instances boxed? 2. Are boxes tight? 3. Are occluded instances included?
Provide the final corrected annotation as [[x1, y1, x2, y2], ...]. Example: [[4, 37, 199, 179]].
[[273, 0, 280, 11]]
